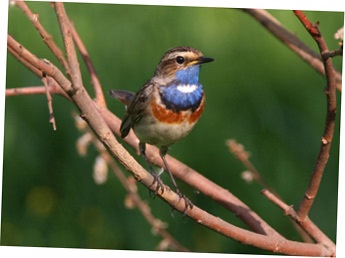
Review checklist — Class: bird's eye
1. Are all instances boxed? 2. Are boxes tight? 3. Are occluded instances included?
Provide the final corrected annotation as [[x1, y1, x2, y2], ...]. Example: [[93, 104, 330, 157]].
[[176, 56, 185, 64]]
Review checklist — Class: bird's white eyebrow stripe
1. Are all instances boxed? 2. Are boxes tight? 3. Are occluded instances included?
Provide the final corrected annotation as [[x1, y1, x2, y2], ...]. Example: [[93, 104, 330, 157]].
[[176, 84, 198, 93]]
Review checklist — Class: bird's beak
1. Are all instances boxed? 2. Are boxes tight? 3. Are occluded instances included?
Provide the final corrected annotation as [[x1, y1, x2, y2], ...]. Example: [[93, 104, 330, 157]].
[[199, 56, 214, 64], [188, 56, 214, 66]]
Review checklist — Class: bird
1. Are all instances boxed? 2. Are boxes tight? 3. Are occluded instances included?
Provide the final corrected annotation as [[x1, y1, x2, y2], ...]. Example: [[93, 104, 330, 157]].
[[109, 46, 214, 209]]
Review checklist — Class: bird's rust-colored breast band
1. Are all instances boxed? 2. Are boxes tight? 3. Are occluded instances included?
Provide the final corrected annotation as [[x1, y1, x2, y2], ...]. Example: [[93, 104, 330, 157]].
[[150, 95, 205, 124]]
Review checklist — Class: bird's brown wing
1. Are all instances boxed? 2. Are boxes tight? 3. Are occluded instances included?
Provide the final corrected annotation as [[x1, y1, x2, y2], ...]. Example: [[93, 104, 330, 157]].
[[119, 80, 156, 138]]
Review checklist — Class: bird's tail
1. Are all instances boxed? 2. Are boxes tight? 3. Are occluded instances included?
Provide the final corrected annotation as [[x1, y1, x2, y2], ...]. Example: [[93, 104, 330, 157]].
[[108, 89, 134, 138], [108, 89, 135, 107]]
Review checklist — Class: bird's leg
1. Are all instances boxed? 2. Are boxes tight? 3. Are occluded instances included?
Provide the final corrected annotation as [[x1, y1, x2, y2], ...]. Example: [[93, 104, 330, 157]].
[[139, 142, 164, 194], [159, 146, 193, 211]]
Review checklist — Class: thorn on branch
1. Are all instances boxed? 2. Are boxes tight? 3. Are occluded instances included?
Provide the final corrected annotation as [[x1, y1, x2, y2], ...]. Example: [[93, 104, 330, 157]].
[[322, 48, 343, 59], [321, 137, 329, 145]]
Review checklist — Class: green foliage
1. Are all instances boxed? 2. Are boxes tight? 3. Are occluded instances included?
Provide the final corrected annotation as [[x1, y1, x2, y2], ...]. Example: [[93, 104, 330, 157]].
[[3, 2, 343, 254]]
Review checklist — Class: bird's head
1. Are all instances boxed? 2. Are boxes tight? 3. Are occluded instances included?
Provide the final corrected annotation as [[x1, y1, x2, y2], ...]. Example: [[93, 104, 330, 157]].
[[153, 46, 214, 84]]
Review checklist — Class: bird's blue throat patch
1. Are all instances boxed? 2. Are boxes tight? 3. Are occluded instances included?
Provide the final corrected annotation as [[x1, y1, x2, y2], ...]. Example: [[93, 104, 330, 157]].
[[160, 83, 203, 112], [160, 65, 203, 112]]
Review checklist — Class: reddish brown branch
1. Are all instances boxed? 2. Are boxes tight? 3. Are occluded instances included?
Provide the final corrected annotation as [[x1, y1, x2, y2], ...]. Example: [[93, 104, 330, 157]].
[[262, 189, 298, 219], [226, 139, 273, 191], [74, 117, 189, 252], [53, 3, 83, 93], [14, 0, 70, 73], [323, 48, 343, 58], [42, 76, 57, 130], [244, 9, 342, 91], [7, 43, 43, 78], [6, 84, 70, 99], [262, 189, 335, 252], [7, 35, 73, 94], [102, 149, 189, 251], [227, 139, 323, 244], [15, 0, 105, 106], [98, 107, 285, 239], [70, 23, 106, 107], [293, 10, 337, 220]]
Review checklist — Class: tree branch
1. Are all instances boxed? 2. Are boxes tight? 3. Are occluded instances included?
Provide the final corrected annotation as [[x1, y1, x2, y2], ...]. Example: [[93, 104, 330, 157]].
[[6, 84, 70, 99], [74, 116, 189, 251], [262, 189, 336, 252], [70, 22, 106, 107], [42, 76, 57, 130], [244, 9, 342, 91], [293, 10, 337, 220], [14, 0, 70, 73]]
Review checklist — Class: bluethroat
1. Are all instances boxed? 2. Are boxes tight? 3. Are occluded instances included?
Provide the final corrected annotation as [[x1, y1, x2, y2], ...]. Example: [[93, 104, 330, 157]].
[[109, 46, 214, 209]]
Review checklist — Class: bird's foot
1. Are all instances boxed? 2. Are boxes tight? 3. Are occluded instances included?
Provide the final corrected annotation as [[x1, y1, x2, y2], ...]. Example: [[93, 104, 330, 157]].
[[148, 172, 165, 197], [175, 188, 193, 213]]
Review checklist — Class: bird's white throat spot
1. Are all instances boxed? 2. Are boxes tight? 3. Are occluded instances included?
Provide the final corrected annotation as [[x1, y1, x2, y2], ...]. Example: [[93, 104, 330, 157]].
[[176, 84, 198, 93]]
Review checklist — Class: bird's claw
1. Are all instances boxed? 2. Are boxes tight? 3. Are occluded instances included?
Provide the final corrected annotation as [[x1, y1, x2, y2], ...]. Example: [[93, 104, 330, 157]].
[[149, 174, 165, 197], [175, 188, 193, 213]]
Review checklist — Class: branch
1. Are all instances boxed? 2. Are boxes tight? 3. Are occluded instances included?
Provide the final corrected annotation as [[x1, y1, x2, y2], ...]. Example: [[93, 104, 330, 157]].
[[226, 139, 331, 245], [42, 76, 57, 130], [7, 42, 43, 78], [226, 139, 273, 190], [98, 107, 285, 239], [293, 10, 337, 220], [262, 189, 335, 252], [70, 22, 106, 107], [6, 85, 69, 99], [14, 0, 70, 73], [74, 116, 189, 252], [7, 35, 73, 94], [54, 3, 83, 93], [244, 9, 342, 91], [14, 0, 105, 106]]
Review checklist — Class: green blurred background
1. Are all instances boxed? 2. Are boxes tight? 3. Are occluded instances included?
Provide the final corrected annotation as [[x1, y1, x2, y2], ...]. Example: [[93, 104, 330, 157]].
[[3, 2, 343, 255]]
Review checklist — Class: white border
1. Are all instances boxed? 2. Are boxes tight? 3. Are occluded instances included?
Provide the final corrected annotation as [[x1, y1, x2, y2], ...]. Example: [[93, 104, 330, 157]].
[[15, 0, 345, 11], [1, 1, 344, 258]]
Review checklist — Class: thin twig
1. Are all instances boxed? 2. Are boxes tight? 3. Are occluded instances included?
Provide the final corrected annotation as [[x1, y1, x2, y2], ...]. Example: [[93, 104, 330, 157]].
[[261, 189, 335, 251], [293, 10, 337, 220], [262, 189, 298, 219], [226, 139, 273, 191], [6, 85, 70, 99], [70, 22, 106, 107], [54, 3, 83, 93], [16, 0, 105, 106], [7, 35, 73, 94], [14, 0, 70, 73], [244, 9, 342, 91], [42, 76, 57, 130], [7, 43, 43, 78], [226, 139, 314, 243], [323, 48, 343, 58]]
